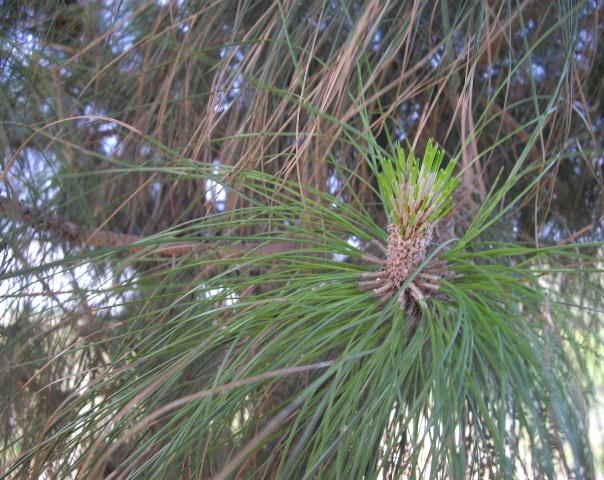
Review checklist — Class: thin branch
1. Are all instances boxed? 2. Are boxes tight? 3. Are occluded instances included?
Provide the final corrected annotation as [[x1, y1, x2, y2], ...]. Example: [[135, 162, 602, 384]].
[[0, 196, 311, 257]]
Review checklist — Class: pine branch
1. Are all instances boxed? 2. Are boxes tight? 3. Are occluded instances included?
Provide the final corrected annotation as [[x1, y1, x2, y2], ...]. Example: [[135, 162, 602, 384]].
[[0, 196, 309, 257]]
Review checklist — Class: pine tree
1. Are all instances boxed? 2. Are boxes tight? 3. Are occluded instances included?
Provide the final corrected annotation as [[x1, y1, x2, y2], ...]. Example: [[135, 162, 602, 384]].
[[1, 1, 603, 478]]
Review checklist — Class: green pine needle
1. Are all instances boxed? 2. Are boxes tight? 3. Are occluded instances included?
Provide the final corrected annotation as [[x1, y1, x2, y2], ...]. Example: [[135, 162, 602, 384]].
[[376, 139, 458, 239]]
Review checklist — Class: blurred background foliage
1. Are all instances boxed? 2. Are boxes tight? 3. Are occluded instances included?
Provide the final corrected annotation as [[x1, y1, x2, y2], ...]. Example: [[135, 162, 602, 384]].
[[1, 0, 602, 239], [1, 0, 603, 478]]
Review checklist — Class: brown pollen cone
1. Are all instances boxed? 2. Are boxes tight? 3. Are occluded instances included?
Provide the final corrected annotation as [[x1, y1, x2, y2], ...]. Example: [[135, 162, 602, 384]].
[[359, 223, 452, 316]]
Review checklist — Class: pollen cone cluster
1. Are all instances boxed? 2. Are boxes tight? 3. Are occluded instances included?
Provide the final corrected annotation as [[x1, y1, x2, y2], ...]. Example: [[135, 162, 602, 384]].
[[359, 223, 453, 314], [359, 140, 457, 315]]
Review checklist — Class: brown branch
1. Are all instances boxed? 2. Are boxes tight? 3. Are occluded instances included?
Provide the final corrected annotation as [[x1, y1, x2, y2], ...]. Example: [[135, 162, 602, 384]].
[[0, 196, 310, 257]]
